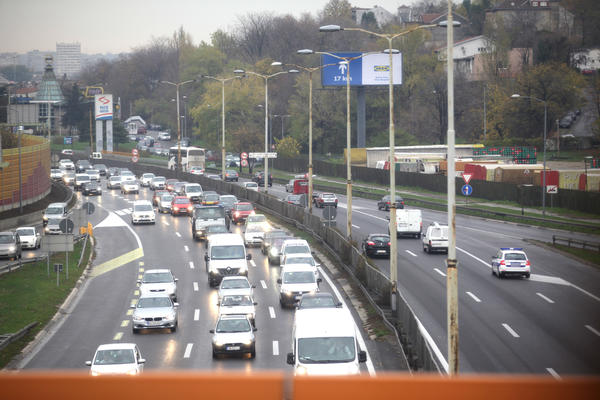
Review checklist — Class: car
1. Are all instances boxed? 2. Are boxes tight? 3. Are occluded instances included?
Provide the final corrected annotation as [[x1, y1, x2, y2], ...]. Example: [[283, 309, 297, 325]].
[[171, 196, 193, 216], [191, 204, 229, 240], [59, 159, 75, 170], [559, 116, 572, 128], [296, 292, 342, 310], [157, 194, 174, 213], [150, 176, 166, 190], [219, 195, 238, 217], [281, 253, 320, 271], [279, 239, 311, 265], [85, 343, 145, 376], [277, 264, 321, 307], [131, 294, 178, 333], [84, 170, 100, 181], [0, 231, 22, 260], [210, 314, 256, 359], [205, 233, 251, 286], [106, 176, 121, 189], [377, 195, 404, 211], [131, 200, 155, 224], [218, 294, 257, 326], [245, 214, 269, 230], [121, 180, 140, 194], [217, 276, 254, 300], [82, 181, 102, 196], [203, 224, 230, 247], [166, 179, 179, 192], [50, 168, 64, 180], [61, 149, 73, 156], [93, 164, 107, 175], [182, 183, 203, 202], [252, 171, 272, 187], [285, 179, 295, 192], [106, 167, 119, 178], [224, 169, 239, 182], [137, 268, 178, 301], [119, 170, 136, 182], [15, 227, 41, 250], [90, 151, 103, 160], [393, 209, 422, 238], [231, 202, 255, 224], [152, 189, 169, 206], [491, 247, 531, 279], [172, 181, 189, 196], [261, 230, 289, 255], [422, 222, 448, 253], [44, 217, 64, 235], [243, 181, 259, 191], [62, 172, 76, 186], [75, 159, 92, 173], [314, 192, 338, 208], [202, 192, 220, 205], [189, 166, 204, 175], [285, 194, 304, 206], [74, 173, 91, 191], [361, 233, 391, 258], [139, 173, 156, 187], [244, 223, 269, 247], [266, 235, 294, 265], [43, 202, 68, 225]]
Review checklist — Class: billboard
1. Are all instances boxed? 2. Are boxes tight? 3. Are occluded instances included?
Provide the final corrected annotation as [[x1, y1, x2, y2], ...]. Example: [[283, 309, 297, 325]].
[[321, 52, 402, 87], [94, 94, 113, 120]]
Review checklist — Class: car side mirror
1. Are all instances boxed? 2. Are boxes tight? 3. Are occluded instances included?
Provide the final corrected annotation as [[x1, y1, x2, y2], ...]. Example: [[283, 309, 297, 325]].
[[277, 278, 282, 284], [286, 353, 295, 365], [174, 278, 179, 282], [173, 302, 179, 308], [253, 302, 258, 305], [317, 278, 322, 283], [246, 254, 252, 260], [386, 216, 390, 220], [139, 358, 146, 364], [209, 329, 215, 333], [136, 280, 141, 285], [358, 350, 367, 363], [336, 302, 343, 308], [204, 254, 209, 261], [130, 304, 136, 309], [253, 327, 257, 332], [85, 361, 92, 366], [251, 284, 256, 289], [36, 233, 40, 237]]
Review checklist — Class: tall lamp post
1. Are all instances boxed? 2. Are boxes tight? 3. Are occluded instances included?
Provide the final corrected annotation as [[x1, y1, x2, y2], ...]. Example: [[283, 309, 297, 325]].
[[160, 79, 196, 174], [201, 74, 241, 180], [235, 63, 298, 193], [511, 93, 548, 215], [319, 21, 447, 312], [273, 114, 290, 138]]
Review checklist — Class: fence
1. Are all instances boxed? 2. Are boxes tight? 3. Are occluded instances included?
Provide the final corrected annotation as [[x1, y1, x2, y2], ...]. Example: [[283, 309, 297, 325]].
[[552, 235, 600, 252]]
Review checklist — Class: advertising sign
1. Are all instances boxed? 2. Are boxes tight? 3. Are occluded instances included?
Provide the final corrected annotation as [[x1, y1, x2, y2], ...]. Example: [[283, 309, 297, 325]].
[[94, 94, 113, 120], [321, 52, 402, 87]]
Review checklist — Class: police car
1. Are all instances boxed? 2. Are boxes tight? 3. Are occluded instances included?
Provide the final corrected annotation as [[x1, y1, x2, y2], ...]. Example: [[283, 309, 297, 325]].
[[491, 247, 530, 279]]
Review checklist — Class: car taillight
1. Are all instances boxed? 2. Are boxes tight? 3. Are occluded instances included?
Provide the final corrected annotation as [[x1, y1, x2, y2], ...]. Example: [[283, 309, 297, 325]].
[[367, 241, 375, 246], [526, 260, 530, 266], [387, 242, 391, 246], [500, 260, 506, 265], [386, 202, 390, 205], [335, 199, 338, 203]]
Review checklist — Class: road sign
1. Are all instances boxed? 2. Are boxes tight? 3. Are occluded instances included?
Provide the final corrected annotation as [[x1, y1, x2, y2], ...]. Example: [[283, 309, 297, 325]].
[[64, 137, 73, 145], [241, 159, 248, 167], [241, 152, 248, 160], [59, 219, 75, 234], [42, 234, 74, 252], [132, 155, 139, 163], [54, 264, 63, 272], [462, 173, 472, 184], [546, 185, 558, 194], [461, 184, 473, 196], [249, 152, 278, 159], [82, 202, 95, 215], [132, 149, 139, 156]]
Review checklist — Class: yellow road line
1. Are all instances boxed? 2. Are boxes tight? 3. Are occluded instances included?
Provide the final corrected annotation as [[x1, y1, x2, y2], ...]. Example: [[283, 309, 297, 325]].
[[134, 290, 139, 296], [121, 320, 129, 327], [90, 248, 144, 277], [113, 332, 123, 341], [126, 309, 133, 316]]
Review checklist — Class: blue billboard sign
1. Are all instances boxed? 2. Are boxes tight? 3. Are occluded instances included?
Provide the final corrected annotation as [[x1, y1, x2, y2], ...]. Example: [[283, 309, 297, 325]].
[[64, 137, 73, 145], [321, 52, 402, 87]]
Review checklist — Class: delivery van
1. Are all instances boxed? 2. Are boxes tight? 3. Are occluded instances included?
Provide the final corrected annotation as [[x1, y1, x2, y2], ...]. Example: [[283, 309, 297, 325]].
[[393, 209, 422, 238]]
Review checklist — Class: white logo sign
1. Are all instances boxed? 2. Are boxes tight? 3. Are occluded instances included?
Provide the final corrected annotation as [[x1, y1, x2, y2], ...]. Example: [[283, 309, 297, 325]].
[[546, 185, 558, 194]]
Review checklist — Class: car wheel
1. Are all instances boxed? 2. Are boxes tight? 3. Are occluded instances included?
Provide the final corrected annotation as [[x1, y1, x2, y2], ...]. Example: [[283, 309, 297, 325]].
[[212, 349, 218, 359], [249, 348, 256, 359], [499, 271, 504, 279], [170, 325, 177, 333], [491, 265, 496, 276], [524, 273, 530, 279], [132, 327, 139, 334], [423, 245, 427, 252]]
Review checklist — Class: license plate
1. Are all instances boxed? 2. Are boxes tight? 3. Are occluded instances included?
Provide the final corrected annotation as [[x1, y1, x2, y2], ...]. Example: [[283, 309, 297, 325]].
[[376, 250, 386, 254], [510, 262, 522, 268], [226, 346, 240, 351]]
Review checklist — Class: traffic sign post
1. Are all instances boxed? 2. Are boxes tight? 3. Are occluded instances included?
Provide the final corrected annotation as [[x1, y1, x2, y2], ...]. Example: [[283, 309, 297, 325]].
[[132, 149, 138, 156], [241, 159, 248, 167], [241, 152, 248, 160], [546, 185, 558, 194], [461, 184, 472, 196], [132, 155, 139, 163], [462, 173, 472, 184]]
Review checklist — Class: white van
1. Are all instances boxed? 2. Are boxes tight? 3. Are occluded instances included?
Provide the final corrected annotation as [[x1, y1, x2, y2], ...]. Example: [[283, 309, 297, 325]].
[[205, 233, 252, 287], [90, 152, 103, 160], [183, 183, 203, 203], [287, 308, 367, 375], [422, 222, 448, 253], [277, 264, 321, 307], [394, 209, 422, 238]]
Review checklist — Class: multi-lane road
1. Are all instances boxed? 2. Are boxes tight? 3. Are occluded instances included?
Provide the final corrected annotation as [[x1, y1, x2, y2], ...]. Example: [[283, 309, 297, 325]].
[[15, 165, 600, 377]]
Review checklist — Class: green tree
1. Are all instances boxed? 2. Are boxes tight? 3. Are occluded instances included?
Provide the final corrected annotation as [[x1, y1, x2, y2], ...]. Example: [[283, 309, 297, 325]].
[[275, 136, 300, 158], [62, 84, 89, 141], [360, 12, 378, 30]]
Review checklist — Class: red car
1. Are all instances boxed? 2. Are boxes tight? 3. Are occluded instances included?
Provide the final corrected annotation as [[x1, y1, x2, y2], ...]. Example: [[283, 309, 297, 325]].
[[171, 196, 193, 216], [153, 190, 169, 206], [231, 202, 255, 224], [166, 179, 179, 192]]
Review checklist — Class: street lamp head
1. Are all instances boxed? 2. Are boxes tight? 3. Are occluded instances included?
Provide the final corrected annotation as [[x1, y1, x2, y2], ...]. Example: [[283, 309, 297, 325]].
[[511, 94, 521, 98], [297, 49, 314, 55], [438, 20, 461, 27], [288, 69, 300, 74], [382, 49, 400, 54], [319, 25, 342, 32], [339, 61, 348, 65], [271, 61, 283, 66], [234, 69, 245, 74]]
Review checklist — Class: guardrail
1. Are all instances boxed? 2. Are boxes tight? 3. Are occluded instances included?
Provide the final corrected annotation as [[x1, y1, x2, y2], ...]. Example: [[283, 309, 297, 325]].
[[552, 235, 600, 252], [0, 256, 47, 276], [0, 322, 38, 351]]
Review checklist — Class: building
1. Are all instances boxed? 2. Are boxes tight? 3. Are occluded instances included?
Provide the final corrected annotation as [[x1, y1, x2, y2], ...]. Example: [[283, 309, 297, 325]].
[[420, 12, 471, 50], [352, 5, 395, 28], [55, 42, 81, 79], [124, 116, 146, 135], [570, 48, 600, 74]]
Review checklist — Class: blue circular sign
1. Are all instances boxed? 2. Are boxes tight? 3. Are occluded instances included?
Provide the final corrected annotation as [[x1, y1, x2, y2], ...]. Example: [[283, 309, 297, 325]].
[[461, 184, 473, 196]]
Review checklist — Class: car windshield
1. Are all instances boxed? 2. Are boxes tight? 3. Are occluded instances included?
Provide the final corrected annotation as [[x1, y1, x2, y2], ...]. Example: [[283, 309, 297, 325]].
[[285, 245, 311, 255], [16, 228, 35, 236], [297, 337, 356, 363], [221, 295, 253, 307], [220, 279, 250, 289], [174, 198, 189, 204], [86, 170, 99, 174], [121, 171, 134, 176], [186, 185, 202, 193], [246, 224, 267, 233], [284, 256, 315, 266], [94, 349, 135, 365], [216, 318, 250, 333], [0, 234, 14, 243], [137, 297, 172, 308], [134, 204, 153, 212], [204, 194, 219, 201], [77, 175, 90, 181], [46, 207, 63, 215], [153, 177, 166, 182], [429, 228, 447, 238], [143, 272, 173, 283], [283, 271, 315, 284], [110, 177, 120, 182], [266, 231, 287, 240], [236, 204, 253, 211], [323, 194, 335, 199], [246, 183, 258, 187], [207, 225, 228, 233], [47, 218, 62, 225], [370, 236, 389, 243], [299, 296, 337, 309], [505, 253, 526, 261], [220, 196, 236, 205], [247, 215, 266, 223], [143, 174, 155, 178], [161, 195, 174, 202], [194, 207, 225, 219], [211, 245, 245, 260]]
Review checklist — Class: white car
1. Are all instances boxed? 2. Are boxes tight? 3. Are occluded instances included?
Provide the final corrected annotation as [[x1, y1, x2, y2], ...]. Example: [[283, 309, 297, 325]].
[[244, 223, 269, 247], [85, 343, 145, 376], [189, 166, 204, 175], [138, 268, 178, 300], [140, 173, 155, 186], [15, 227, 41, 249], [491, 247, 531, 279], [119, 170, 136, 182], [62, 172, 76, 186], [58, 159, 75, 170], [85, 169, 101, 181], [61, 149, 74, 156], [218, 294, 257, 326], [210, 315, 256, 359], [217, 276, 254, 300], [243, 182, 259, 191], [150, 176, 166, 190], [106, 176, 121, 189], [121, 180, 140, 194], [131, 294, 178, 333], [131, 200, 155, 224], [50, 169, 64, 180], [278, 264, 321, 307]]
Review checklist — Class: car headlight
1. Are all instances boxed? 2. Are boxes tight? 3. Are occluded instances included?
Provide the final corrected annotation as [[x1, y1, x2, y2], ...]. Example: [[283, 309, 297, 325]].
[[283, 290, 293, 296], [243, 339, 253, 345], [296, 365, 308, 375], [126, 369, 139, 376], [269, 248, 278, 256], [239, 266, 247, 273], [132, 314, 143, 322], [44, 227, 50, 232], [8, 246, 16, 252], [43, 216, 48, 221], [91, 370, 100, 376], [213, 339, 224, 347], [187, 206, 193, 211], [247, 313, 255, 319]]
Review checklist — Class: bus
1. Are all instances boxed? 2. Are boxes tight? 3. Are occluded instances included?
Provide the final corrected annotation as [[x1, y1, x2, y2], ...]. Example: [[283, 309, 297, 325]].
[[168, 146, 206, 172]]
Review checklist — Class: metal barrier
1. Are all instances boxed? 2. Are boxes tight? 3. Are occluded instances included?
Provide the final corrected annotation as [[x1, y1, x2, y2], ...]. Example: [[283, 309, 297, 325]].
[[552, 235, 600, 252]]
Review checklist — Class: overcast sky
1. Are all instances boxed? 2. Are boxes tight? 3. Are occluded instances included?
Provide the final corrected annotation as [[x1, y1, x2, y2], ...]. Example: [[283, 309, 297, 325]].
[[0, 0, 420, 54]]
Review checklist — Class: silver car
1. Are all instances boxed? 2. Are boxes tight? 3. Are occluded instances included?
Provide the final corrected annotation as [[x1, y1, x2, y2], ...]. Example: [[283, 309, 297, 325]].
[[15, 227, 41, 249], [218, 294, 257, 326], [44, 218, 63, 235], [210, 315, 256, 359], [121, 180, 140, 194], [138, 269, 178, 301], [217, 276, 254, 300], [0, 231, 22, 260], [158, 194, 174, 213], [131, 294, 178, 333], [140, 173, 155, 187], [107, 176, 121, 189]]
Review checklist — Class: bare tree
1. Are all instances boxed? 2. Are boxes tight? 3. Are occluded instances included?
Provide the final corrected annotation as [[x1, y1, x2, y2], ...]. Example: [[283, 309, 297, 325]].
[[234, 13, 275, 63]]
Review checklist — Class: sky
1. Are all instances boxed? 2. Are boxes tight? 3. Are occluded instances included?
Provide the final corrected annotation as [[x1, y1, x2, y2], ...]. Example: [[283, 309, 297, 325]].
[[0, 0, 420, 54]]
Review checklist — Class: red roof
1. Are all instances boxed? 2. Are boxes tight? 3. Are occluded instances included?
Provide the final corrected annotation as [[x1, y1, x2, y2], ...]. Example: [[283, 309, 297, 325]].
[[421, 13, 442, 24], [15, 87, 38, 95]]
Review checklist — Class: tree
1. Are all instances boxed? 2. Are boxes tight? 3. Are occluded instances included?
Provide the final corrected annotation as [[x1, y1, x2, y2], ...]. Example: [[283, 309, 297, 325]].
[[361, 12, 378, 30], [275, 136, 300, 158], [320, 0, 352, 20], [62, 84, 88, 140]]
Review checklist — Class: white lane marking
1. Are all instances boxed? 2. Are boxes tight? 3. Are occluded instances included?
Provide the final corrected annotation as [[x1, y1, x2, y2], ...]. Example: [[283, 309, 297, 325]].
[[502, 323, 520, 338], [318, 266, 376, 376], [175, 232, 182, 238], [434, 268, 446, 277], [115, 210, 125, 216], [183, 343, 193, 358], [466, 291, 481, 303], [194, 309, 200, 321], [98, 204, 144, 251], [536, 292, 555, 304], [405, 250, 417, 257], [189, 261, 194, 269], [273, 341, 279, 356], [184, 245, 189, 252], [123, 209, 132, 214], [546, 368, 561, 380], [163, 221, 170, 226], [352, 224, 360, 229], [456, 246, 491, 269], [193, 282, 199, 291], [250, 260, 256, 267], [585, 325, 600, 337], [269, 306, 276, 319], [260, 280, 267, 289]]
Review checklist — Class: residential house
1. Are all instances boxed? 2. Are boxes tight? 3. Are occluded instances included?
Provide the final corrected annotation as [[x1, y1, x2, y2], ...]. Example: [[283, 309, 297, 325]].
[[352, 5, 395, 28]]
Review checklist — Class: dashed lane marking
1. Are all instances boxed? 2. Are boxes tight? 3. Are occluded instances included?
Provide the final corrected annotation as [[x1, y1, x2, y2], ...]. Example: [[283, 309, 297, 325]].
[[405, 250, 417, 257], [536, 292, 555, 304], [189, 261, 194, 269], [546, 368, 561, 380], [260, 280, 267, 289], [273, 341, 279, 356], [121, 320, 129, 327], [175, 232, 182, 237], [502, 323, 520, 338], [184, 245, 189, 252], [193, 282, 199, 291], [269, 306, 276, 319], [585, 325, 600, 337], [250, 260, 256, 267], [183, 343, 193, 358], [113, 332, 123, 341], [194, 309, 200, 321], [434, 268, 446, 277], [466, 291, 481, 303]]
